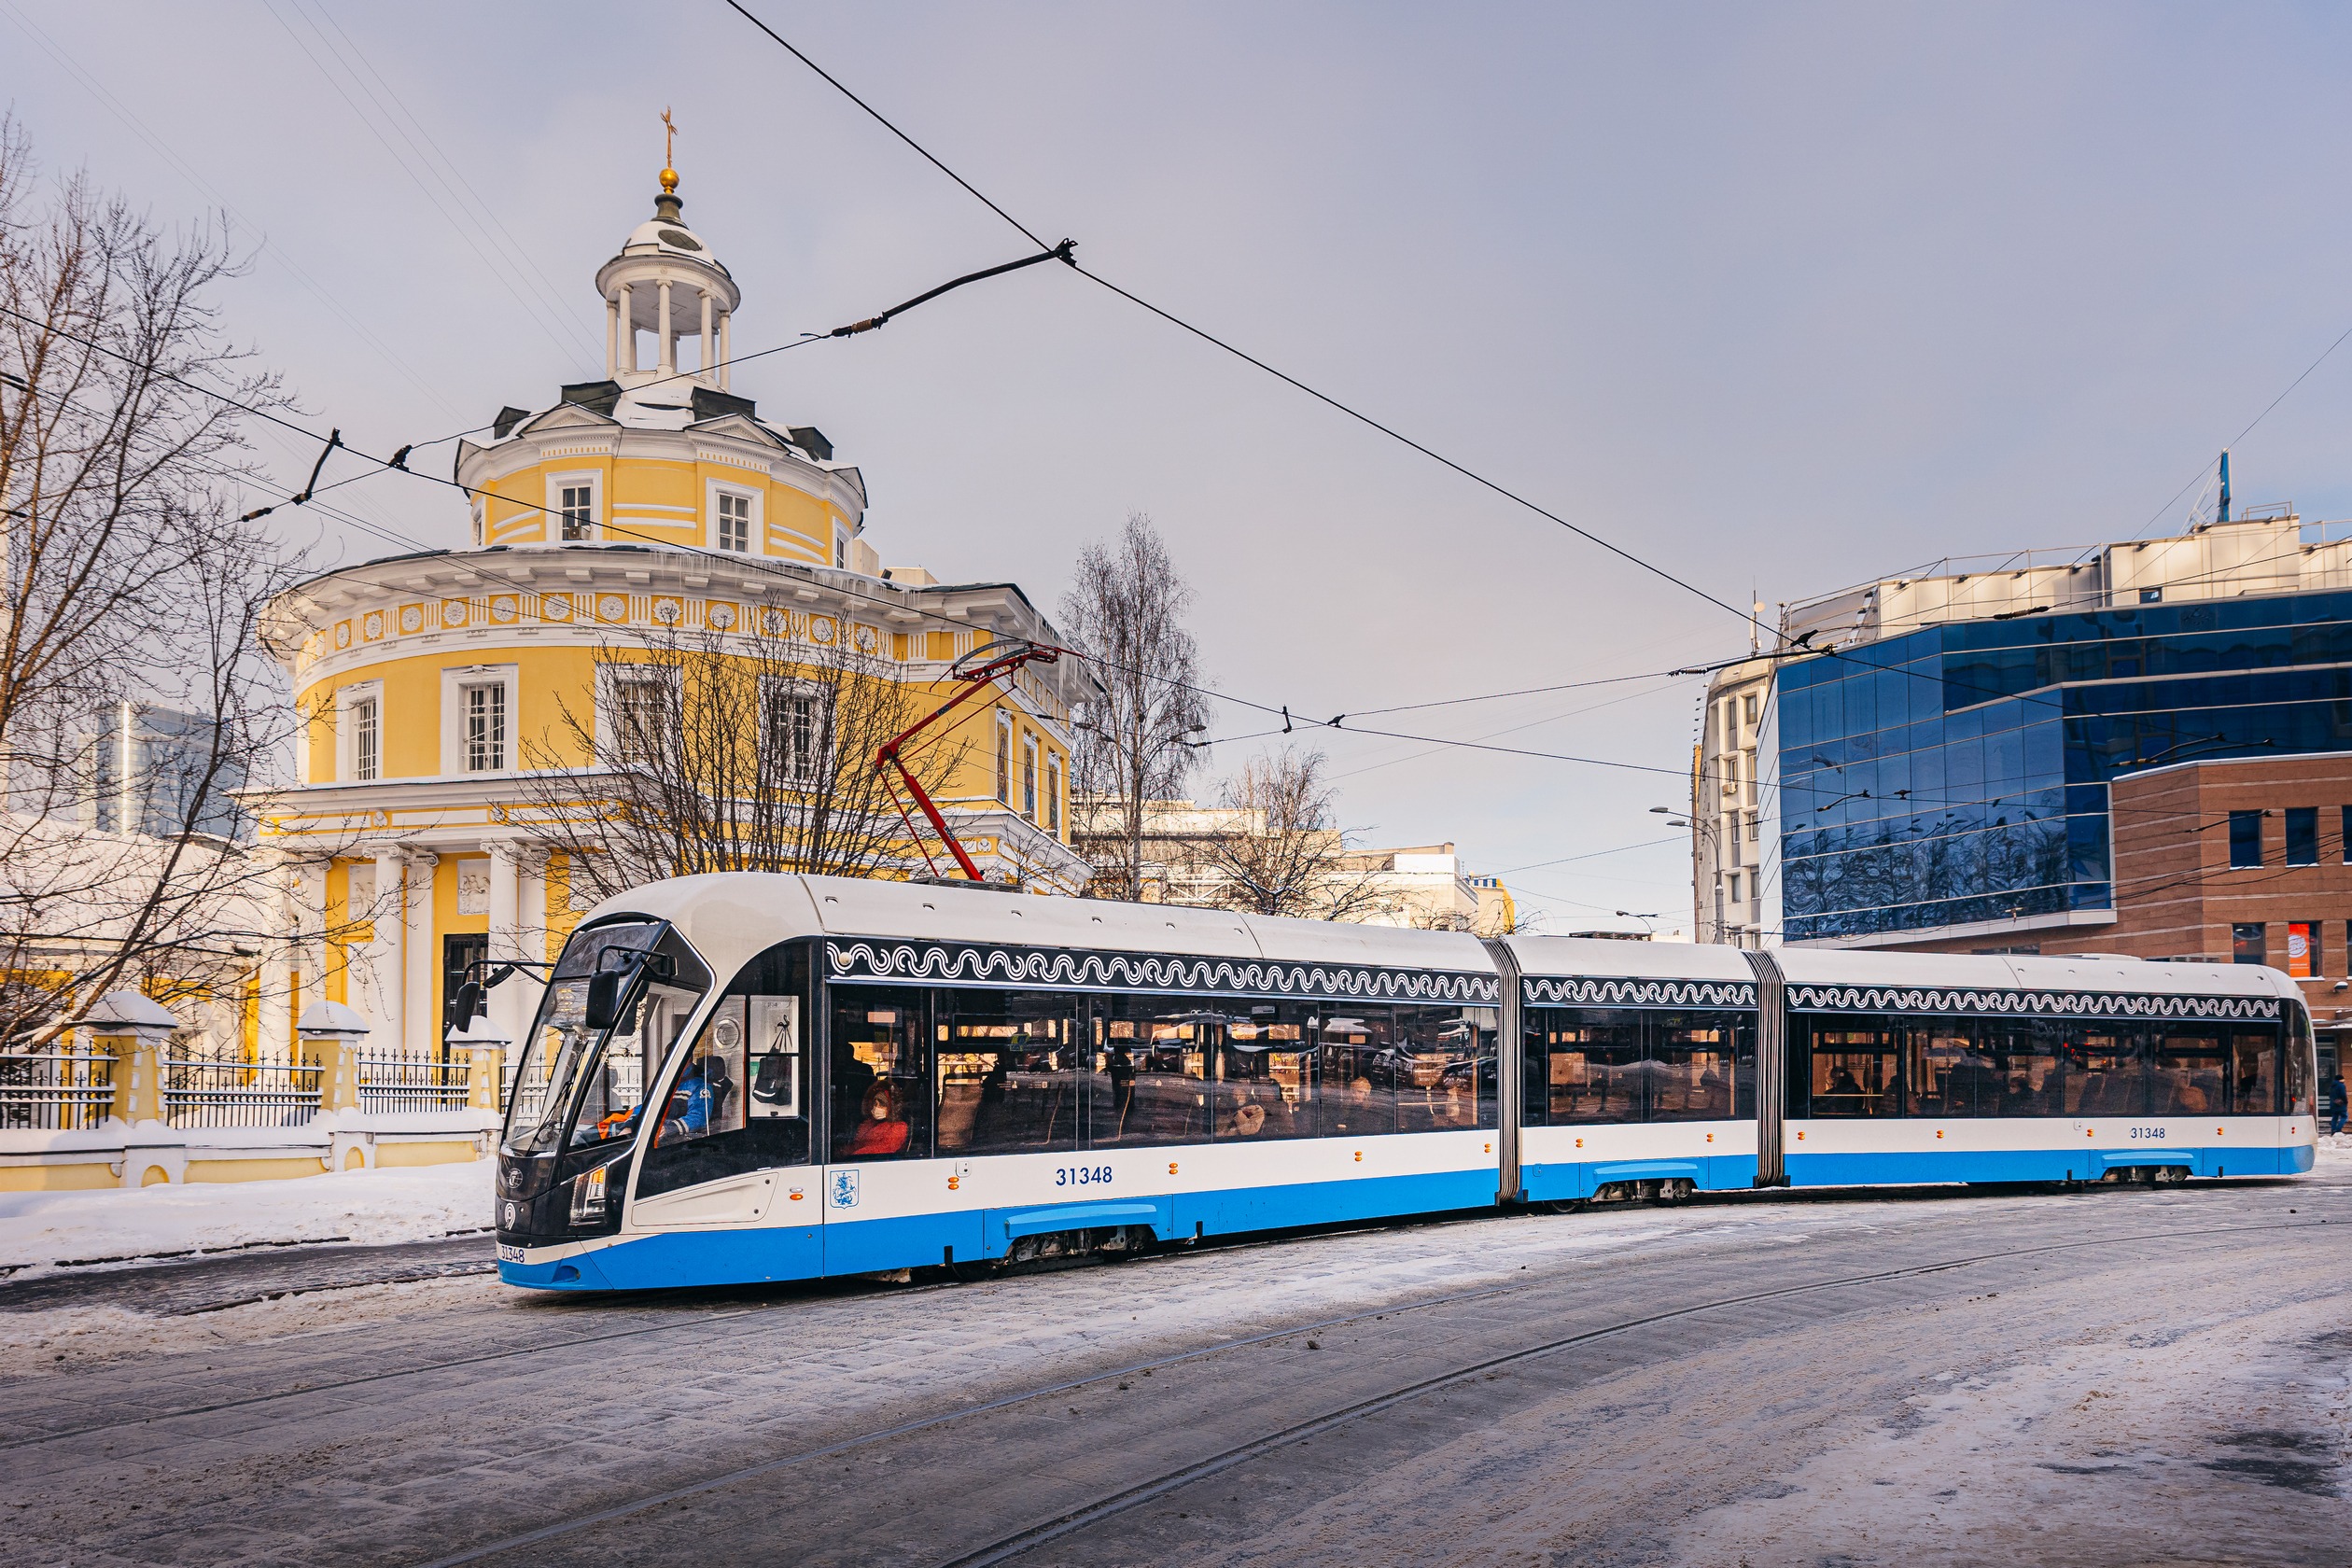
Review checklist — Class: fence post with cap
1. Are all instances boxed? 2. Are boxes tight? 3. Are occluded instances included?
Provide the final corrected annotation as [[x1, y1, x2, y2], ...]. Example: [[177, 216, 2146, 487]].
[[86, 991, 178, 1128]]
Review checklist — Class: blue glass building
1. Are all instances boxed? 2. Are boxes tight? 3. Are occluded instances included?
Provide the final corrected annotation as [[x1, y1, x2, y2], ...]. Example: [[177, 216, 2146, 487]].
[[1770, 586, 2352, 943]]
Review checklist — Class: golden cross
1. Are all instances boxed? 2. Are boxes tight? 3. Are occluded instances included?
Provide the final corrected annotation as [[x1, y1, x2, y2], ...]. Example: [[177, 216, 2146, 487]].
[[662, 106, 679, 169]]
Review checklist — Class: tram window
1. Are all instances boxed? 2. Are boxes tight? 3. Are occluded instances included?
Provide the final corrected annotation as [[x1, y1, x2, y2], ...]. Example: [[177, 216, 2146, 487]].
[[1649, 1012, 1746, 1122], [1807, 1026, 1899, 1117], [1986, 1021, 2072, 1115], [567, 978, 701, 1149], [2230, 1024, 2279, 1115], [1214, 1003, 1314, 1141], [2059, 1028, 2145, 1118], [1393, 1005, 1491, 1132], [1085, 994, 1212, 1147], [936, 989, 1079, 1155], [2150, 1027, 2227, 1116], [1520, 1020, 1550, 1127], [657, 996, 749, 1145], [637, 942, 813, 1198], [1899, 1023, 1940, 1116], [831, 988, 931, 1161], [506, 918, 710, 1157], [1314, 1008, 1400, 1139], [1543, 1010, 1644, 1124]]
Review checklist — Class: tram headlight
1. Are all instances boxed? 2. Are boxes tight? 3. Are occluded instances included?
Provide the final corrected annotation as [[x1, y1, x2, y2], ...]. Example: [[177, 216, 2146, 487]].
[[569, 1158, 621, 1225]]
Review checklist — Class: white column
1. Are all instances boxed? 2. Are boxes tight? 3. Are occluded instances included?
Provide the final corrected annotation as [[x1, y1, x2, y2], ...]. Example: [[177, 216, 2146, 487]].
[[371, 844, 406, 1055], [297, 858, 329, 1054], [699, 289, 714, 380], [657, 280, 674, 374], [404, 851, 438, 1056], [259, 854, 299, 1065], [618, 283, 636, 372], [717, 310, 730, 390], [605, 296, 619, 380], [484, 840, 523, 1047], [516, 847, 551, 1043]]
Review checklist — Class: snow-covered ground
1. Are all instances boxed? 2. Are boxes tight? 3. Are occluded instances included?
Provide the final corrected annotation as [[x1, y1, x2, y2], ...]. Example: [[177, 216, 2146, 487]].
[[0, 1158, 492, 1275]]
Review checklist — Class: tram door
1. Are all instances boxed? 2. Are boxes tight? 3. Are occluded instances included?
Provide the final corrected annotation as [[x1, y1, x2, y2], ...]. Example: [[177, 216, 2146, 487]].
[[625, 943, 820, 1281]]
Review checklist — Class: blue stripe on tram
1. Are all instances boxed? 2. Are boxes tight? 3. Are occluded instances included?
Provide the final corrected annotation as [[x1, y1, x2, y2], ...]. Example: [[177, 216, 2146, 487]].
[[498, 1169, 1497, 1292]]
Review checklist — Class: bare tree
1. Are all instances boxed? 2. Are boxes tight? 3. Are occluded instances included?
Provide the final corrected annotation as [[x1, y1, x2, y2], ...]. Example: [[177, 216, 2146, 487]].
[[0, 115, 314, 1051], [1180, 746, 1385, 920], [515, 607, 961, 901], [1060, 513, 1210, 899]]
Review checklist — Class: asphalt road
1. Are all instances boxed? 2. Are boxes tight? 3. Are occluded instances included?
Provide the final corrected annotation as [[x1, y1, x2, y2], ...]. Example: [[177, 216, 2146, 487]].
[[5, 1171, 2349, 1567]]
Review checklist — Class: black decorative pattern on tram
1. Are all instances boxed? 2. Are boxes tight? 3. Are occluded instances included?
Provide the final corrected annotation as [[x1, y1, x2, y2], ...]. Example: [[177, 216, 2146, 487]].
[[1785, 984, 2282, 1020], [1520, 975, 1757, 1010], [823, 939, 1501, 1003]]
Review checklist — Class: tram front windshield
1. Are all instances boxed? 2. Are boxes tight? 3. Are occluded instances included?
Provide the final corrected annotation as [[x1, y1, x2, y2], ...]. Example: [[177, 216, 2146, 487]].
[[504, 920, 709, 1156]]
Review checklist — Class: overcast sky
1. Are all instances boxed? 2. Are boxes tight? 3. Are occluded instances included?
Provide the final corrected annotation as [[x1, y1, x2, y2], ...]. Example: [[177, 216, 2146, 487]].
[[11, 1, 2352, 933]]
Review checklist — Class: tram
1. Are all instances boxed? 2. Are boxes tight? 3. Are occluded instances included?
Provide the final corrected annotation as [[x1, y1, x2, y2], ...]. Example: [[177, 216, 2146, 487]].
[[492, 873, 2317, 1291]]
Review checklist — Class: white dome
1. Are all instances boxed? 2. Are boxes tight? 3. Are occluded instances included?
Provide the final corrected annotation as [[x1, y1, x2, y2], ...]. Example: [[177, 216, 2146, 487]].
[[623, 217, 724, 269]]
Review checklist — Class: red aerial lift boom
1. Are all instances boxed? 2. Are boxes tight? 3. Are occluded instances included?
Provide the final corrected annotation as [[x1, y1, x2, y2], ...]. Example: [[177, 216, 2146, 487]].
[[875, 638, 1063, 881]]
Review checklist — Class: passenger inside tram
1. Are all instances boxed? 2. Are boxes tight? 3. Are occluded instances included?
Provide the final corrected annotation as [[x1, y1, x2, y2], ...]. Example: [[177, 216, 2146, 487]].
[[652, 1044, 736, 1145], [842, 1080, 912, 1157]]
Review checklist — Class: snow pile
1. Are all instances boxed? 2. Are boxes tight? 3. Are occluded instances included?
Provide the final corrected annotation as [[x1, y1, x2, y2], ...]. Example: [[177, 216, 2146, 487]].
[[0, 1272, 503, 1378], [0, 1158, 493, 1275]]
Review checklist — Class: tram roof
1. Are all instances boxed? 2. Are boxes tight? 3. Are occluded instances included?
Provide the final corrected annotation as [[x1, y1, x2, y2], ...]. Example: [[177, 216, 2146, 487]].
[[577, 873, 1499, 979], [1771, 945, 2298, 1002], [1502, 935, 1757, 984]]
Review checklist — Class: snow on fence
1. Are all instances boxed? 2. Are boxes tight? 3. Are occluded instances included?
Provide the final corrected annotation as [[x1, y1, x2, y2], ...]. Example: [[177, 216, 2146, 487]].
[[0, 1052, 117, 1131], [357, 1053, 473, 1113], [162, 1059, 324, 1129]]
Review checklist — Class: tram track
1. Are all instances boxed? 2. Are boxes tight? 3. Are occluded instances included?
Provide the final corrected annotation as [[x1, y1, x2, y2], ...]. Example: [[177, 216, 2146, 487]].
[[2, 1218, 1540, 1454], [10, 1180, 2337, 1458], [931, 1214, 2337, 1568], [406, 1212, 2331, 1568]]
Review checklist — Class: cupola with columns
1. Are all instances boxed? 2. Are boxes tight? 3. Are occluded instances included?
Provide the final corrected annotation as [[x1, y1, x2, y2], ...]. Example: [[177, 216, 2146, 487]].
[[594, 118, 741, 394]]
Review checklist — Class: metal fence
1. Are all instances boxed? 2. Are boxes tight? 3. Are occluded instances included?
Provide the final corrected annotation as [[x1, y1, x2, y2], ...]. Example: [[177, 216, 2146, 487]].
[[357, 1053, 473, 1113], [0, 1052, 116, 1131], [161, 1059, 324, 1129]]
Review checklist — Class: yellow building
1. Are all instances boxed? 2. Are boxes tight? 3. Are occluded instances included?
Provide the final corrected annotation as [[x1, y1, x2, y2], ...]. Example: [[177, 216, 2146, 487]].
[[255, 165, 1090, 1061]]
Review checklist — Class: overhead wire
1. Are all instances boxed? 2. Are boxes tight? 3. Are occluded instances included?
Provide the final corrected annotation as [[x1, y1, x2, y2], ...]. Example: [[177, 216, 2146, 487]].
[[715, 0, 1770, 644], [2128, 317, 2352, 542], [20, 195, 2312, 838], [715, 2, 2268, 733]]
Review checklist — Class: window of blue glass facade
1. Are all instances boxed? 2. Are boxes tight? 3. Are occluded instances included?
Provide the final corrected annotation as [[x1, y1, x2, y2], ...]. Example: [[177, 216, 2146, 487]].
[[2230, 811, 2263, 868], [1774, 589, 2352, 940]]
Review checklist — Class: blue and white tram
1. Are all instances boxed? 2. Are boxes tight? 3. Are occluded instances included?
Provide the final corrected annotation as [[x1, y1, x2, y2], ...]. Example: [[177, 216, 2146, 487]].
[[492, 874, 2317, 1292]]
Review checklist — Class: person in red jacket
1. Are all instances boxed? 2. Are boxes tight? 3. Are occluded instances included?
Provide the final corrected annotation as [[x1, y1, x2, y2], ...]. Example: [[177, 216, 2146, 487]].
[[841, 1079, 912, 1158]]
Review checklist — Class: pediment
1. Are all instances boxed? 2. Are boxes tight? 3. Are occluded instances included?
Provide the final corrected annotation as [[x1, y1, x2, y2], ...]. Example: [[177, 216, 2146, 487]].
[[517, 402, 620, 437], [683, 412, 787, 449]]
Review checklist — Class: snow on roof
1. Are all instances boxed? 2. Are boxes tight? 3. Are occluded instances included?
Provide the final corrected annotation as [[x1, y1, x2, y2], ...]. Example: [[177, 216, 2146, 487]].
[[1505, 935, 1757, 984]]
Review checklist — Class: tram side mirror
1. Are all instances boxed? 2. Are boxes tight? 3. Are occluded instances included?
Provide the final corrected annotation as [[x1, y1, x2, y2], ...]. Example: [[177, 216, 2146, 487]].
[[447, 980, 483, 1031], [584, 970, 624, 1032]]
